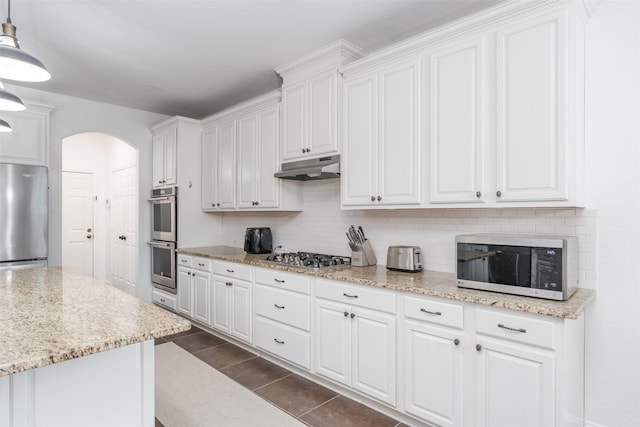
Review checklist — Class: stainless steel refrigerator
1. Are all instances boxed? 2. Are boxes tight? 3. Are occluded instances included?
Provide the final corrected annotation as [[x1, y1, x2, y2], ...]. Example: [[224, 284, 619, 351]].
[[0, 163, 48, 270]]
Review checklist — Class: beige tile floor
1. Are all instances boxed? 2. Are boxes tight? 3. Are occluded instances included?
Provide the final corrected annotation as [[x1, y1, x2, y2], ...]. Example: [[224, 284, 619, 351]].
[[155, 325, 408, 427]]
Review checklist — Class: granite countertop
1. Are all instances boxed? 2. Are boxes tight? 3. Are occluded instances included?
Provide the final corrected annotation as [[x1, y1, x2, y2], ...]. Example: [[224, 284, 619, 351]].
[[178, 246, 595, 320], [0, 267, 191, 377]]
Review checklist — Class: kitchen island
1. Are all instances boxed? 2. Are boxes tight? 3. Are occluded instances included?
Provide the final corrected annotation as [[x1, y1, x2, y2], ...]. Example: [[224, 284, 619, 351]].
[[0, 267, 190, 427]]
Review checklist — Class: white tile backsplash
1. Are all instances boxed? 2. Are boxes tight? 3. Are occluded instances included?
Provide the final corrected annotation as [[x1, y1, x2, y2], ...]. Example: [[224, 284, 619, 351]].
[[220, 179, 597, 289]]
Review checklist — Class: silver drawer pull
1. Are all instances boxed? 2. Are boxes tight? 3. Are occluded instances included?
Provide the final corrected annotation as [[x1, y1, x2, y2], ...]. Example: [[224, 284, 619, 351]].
[[198, 263, 205, 267], [181, 259, 188, 263], [274, 338, 285, 344], [420, 308, 442, 316], [274, 304, 285, 309], [274, 278, 285, 283], [343, 293, 358, 298], [226, 282, 233, 286], [226, 269, 234, 273], [160, 298, 166, 303], [498, 323, 527, 333]]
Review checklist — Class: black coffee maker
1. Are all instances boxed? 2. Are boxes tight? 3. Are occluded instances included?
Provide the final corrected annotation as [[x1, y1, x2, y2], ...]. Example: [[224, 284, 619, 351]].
[[244, 227, 273, 254]]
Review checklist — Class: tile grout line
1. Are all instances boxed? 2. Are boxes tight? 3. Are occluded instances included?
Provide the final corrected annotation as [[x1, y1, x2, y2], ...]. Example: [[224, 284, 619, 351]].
[[251, 372, 294, 392], [296, 394, 341, 419]]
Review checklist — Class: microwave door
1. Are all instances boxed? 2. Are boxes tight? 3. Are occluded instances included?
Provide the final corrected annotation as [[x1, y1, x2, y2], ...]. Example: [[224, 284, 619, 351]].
[[487, 246, 531, 287]]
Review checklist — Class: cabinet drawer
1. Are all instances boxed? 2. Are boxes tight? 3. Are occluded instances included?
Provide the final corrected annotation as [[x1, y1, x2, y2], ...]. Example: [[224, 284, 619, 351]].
[[255, 268, 311, 294], [176, 254, 192, 268], [404, 296, 463, 329], [315, 279, 396, 314], [213, 261, 252, 282], [193, 257, 212, 272], [255, 317, 310, 369], [255, 284, 311, 331], [476, 309, 556, 350], [152, 289, 177, 311]]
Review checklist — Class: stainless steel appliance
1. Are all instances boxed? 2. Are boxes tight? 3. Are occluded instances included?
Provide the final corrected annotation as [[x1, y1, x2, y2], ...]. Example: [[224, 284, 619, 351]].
[[149, 240, 176, 292], [149, 186, 177, 293], [150, 186, 177, 242], [264, 252, 351, 269], [0, 163, 48, 270], [244, 227, 273, 254], [274, 155, 340, 181], [456, 234, 577, 301], [386, 246, 423, 272]]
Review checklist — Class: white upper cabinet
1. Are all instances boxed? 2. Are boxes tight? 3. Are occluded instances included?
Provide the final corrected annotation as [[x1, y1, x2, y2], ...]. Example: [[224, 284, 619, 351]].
[[428, 35, 486, 204], [152, 125, 177, 188], [0, 102, 53, 166], [276, 40, 365, 163], [342, 57, 422, 208], [201, 91, 301, 212], [494, 8, 572, 203]]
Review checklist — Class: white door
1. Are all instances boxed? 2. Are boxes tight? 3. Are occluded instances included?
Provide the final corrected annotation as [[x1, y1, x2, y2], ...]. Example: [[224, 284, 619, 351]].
[[231, 280, 252, 343], [218, 120, 236, 209], [315, 299, 351, 386], [177, 267, 193, 317], [237, 114, 257, 208], [193, 271, 211, 325], [342, 73, 377, 207], [377, 58, 422, 206], [257, 106, 280, 208], [404, 320, 463, 427], [211, 277, 231, 333], [308, 71, 337, 156], [281, 82, 307, 161], [351, 307, 396, 405], [110, 166, 138, 295], [62, 172, 94, 276]]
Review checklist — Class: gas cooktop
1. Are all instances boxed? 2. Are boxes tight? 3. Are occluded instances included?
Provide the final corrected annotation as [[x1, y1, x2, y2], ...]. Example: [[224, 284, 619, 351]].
[[264, 252, 351, 269]]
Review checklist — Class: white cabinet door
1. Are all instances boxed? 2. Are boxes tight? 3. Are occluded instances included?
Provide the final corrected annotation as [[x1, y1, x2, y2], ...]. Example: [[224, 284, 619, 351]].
[[201, 128, 218, 210], [256, 106, 280, 208], [237, 114, 257, 208], [377, 58, 421, 206], [218, 120, 237, 209], [495, 10, 569, 203], [308, 71, 338, 156], [475, 337, 555, 427], [231, 280, 252, 343], [351, 307, 396, 405], [429, 36, 486, 204], [152, 134, 165, 188], [177, 267, 192, 317], [282, 82, 306, 161], [193, 271, 210, 325], [342, 74, 377, 207], [163, 128, 178, 186], [315, 299, 351, 386], [404, 320, 463, 427], [211, 277, 231, 333]]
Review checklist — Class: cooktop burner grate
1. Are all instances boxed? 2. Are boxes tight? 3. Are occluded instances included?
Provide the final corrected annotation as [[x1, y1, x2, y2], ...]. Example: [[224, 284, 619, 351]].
[[264, 251, 351, 269]]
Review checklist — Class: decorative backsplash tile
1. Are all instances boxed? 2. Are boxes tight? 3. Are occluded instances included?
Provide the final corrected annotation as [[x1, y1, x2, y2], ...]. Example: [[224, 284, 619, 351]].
[[220, 180, 597, 289]]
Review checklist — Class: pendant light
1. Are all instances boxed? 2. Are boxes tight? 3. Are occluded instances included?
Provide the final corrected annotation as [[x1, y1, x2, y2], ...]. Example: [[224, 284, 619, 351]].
[[0, 81, 25, 110], [0, 118, 12, 132], [0, 0, 50, 82]]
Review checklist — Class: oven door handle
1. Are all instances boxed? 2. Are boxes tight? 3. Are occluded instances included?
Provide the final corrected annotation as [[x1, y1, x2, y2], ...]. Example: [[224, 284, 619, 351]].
[[148, 241, 174, 248], [148, 196, 175, 202]]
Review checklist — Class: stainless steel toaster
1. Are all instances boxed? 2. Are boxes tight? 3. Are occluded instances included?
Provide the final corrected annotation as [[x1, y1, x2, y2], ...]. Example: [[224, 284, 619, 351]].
[[386, 246, 423, 272]]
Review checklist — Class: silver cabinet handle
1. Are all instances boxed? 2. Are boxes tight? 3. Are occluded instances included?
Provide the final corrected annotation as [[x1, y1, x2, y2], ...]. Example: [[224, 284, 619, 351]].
[[274, 278, 285, 283], [498, 323, 527, 333], [343, 293, 358, 299], [344, 311, 349, 317], [274, 338, 285, 344], [370, 196, 375, 202], [226, 269, 234, 273], [377, 196, 382, 201], [476, 344, 482, 351], [454, 338, 460, 346], [476, 191, 481, 198], [350, 312, 356, 319], [160, 298, 166, 303], [496, 190, 502, 197], [274, 304, 285, 309], [181, 259, 188, 263], [198, 263, 205, 267], [225, 282, 232, 286], [420, 308, 442, 316]]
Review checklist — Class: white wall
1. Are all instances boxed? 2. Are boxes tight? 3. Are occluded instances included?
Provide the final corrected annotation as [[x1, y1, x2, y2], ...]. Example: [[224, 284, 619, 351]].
[[7, 85, 169, 301]]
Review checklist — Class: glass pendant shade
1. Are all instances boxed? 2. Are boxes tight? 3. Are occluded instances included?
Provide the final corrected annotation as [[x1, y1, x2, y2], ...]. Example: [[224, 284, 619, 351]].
[[0, 22, 50, 82], [0, 118, 12, 132], [0, 83, 25, 110]]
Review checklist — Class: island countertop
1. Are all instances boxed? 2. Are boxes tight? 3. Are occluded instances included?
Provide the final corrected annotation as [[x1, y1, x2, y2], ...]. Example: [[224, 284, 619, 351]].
[[178, 245, 595, 320], [0, 267, 191, 377]]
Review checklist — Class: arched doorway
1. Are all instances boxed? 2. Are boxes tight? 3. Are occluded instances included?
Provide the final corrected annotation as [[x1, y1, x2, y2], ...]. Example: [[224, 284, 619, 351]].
[[61, 132, 139, 295]]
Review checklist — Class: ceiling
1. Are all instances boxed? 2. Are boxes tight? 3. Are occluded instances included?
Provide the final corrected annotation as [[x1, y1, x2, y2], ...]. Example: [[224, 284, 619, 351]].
[[5, 0, 502, 119]]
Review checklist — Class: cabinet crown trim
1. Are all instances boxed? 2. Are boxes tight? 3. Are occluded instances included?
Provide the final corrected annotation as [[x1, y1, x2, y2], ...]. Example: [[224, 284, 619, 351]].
[[275, 39, 366, 80], [151, 115, 201, 131], [201, 90, 281, 127]]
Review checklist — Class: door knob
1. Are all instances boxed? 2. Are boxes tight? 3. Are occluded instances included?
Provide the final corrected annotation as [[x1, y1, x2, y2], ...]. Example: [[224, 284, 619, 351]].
[[86, 234, 92, 239], [86, 228, 92, 232]]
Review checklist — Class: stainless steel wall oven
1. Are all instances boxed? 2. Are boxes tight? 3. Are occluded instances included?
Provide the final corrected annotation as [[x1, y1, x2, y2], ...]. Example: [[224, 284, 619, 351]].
[[149, 187, 177, 293]]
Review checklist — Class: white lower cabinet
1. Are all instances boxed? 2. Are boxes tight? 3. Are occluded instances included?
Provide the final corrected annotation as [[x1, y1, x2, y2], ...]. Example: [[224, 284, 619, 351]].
[[253, 268, 312, 369], [152, 288, 177, 311], [176, 255, 211, 324], [211, 261, 253, 344], [314, 280, 397, 406], [403, 296, 464, 427]]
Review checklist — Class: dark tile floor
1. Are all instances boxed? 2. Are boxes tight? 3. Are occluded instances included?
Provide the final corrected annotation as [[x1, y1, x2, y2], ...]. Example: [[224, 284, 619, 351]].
[[155, 324, 408, 427]]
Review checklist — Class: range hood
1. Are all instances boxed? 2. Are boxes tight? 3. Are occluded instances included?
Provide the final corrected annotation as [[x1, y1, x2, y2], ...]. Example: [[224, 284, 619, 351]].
[[274, 155, 340, 181]]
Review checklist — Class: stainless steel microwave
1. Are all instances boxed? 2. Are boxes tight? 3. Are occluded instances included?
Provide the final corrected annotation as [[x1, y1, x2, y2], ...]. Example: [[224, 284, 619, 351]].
[[456, 234, 578, 301]]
